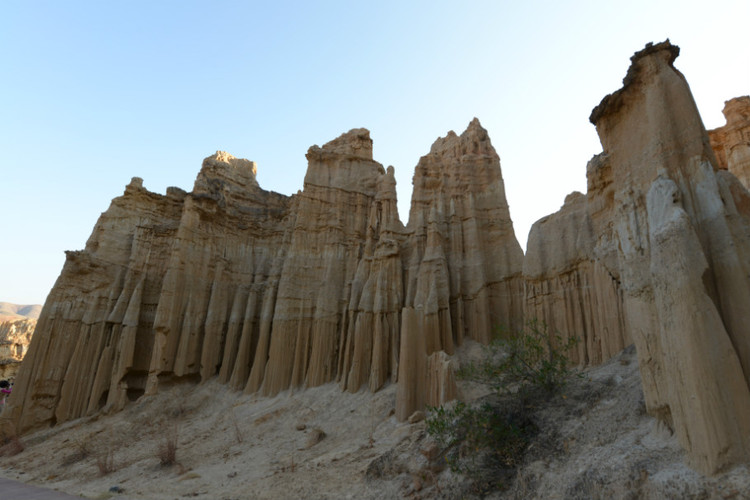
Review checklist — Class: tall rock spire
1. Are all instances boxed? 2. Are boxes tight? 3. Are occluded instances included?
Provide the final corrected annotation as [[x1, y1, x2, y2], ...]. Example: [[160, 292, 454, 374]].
[[590, 40, 750, 474]]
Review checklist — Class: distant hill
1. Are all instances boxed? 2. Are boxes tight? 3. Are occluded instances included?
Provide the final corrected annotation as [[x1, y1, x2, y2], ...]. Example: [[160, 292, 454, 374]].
[[0, 302, 42, 322]]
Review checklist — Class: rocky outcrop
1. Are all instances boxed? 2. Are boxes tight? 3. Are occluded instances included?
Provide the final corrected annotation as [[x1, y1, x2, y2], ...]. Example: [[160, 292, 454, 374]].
[[523, 174, 630, 365], [523, 42, 750, 474], [513, 42, 750, 474], [6, 41, 750, 477], [588, 41, 750, 474], [709, 96, 750, 189], [10, 177, 188, 430], [5, 122, 522, 434], [405, 119, 524, 348], [0, 318, 35, 379]]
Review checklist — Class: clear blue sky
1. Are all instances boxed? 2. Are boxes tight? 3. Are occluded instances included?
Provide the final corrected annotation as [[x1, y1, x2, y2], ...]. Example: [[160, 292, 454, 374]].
[[2, 1, 748, 305]]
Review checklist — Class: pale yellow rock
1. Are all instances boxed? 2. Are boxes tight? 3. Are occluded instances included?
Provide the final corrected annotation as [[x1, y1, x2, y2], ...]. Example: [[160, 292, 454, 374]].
[[260, 129, 404, 396], [0, 318, 35, 379], [709, 96, 750, 189], [405, 119, 524, 349], [425, 350, 456, 408], [395, 308, 425, 422], [646, 176, 750, 473], [14, 45, 750, 479], [590, 40, 750, 474], [394, 309, 457, 421], [523, 167, 630, 365], [7, 118, 528, 432], [7, 178, 186, 432]]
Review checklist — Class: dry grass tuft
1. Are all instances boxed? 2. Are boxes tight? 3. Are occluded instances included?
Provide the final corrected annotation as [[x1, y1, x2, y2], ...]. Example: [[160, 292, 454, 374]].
[[158, 424, 179, 466], [61, 436, 92, 466], [230, 409, 244, 444], [95, 450, 117, 475]]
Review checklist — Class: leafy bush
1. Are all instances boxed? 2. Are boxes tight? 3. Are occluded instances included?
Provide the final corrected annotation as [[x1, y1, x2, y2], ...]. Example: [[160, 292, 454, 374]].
[[426, 321, 578, 493], [459, 320, 579, 397], [426, 401, 534, 474]]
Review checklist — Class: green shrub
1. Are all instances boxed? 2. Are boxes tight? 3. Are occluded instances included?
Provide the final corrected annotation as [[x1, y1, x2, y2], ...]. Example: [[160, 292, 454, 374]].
[[426, 321, 578, 493], [426, 401, 533, 474], [459, 320, 579, 397]]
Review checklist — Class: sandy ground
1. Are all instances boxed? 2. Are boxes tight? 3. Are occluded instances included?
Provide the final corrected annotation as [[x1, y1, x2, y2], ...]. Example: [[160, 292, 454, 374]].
[[0, 343, 748, 499]]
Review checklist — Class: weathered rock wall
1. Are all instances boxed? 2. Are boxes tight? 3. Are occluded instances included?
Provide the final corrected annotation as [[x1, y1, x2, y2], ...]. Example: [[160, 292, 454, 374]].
[[10, 178, 187, 430], [588, 41, 750, 474], [514, 42, 750, 474], [0, 318, 35, 379], [523, 178, 629, 366], [6, 123, 523, 433], [709, 96, 750, 189], [405, 119, 525, 349], [7, 41, 749, 476], [146, 151, 291, 400]]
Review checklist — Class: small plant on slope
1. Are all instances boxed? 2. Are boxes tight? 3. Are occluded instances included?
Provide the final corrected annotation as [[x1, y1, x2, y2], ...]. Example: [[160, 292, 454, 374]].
[[426, 320, 579, 494], [459, 319, 580, 397], [158, 424, 179, 467]]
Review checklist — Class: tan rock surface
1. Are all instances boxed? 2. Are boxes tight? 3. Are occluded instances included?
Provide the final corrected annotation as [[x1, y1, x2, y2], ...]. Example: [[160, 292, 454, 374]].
[[0, 318, 35, 379], [709, 96, 750, 188], [260, 129, 403, 396], [405, 118, 524, 348], [5, 41, 750, 478], [5, 123, 524, 434], [523, 183, 629, 366], [589, 40, 750, 473]]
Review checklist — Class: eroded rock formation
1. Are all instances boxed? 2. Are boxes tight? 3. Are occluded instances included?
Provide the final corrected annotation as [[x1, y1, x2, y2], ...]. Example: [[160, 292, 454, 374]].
[[5, 122, 521, 434], [588, 41, 750, 474], [524, 42, 750, 474], [709, 96, 750, 189], [5, 40, 750, 477], [523, 177, 630, 365], [0, 319, 35, 379], [405, 118, 524, 347]]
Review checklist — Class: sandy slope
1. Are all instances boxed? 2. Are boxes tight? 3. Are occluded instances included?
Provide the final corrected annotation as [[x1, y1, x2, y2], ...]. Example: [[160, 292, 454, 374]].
[[0, 343, 748, 499]]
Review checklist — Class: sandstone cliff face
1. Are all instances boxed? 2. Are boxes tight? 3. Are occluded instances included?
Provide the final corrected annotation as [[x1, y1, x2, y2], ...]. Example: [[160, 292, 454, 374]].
[[405, 119, 524, 347], [394, 120, 524, 419], [7, 42, 750, 477], [11, 178, 187, 430], [0, 318, 35, 379], [147, 151, 290, 400], [524, 42, 750, 474], [6, 122, 522, 434], [588, 41, 750, 474], [523, 174, 630, 366], [709, 96, 750, 189]]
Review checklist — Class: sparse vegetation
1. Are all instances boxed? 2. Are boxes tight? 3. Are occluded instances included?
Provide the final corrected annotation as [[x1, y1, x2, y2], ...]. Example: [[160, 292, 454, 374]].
[[426, 320, 579, 494], [62, 436, 92, 466], [95, 449, 117, 475], [230, 409, 244, 444], [158, 424, 179, 466], [458, 319, 579, 396]]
